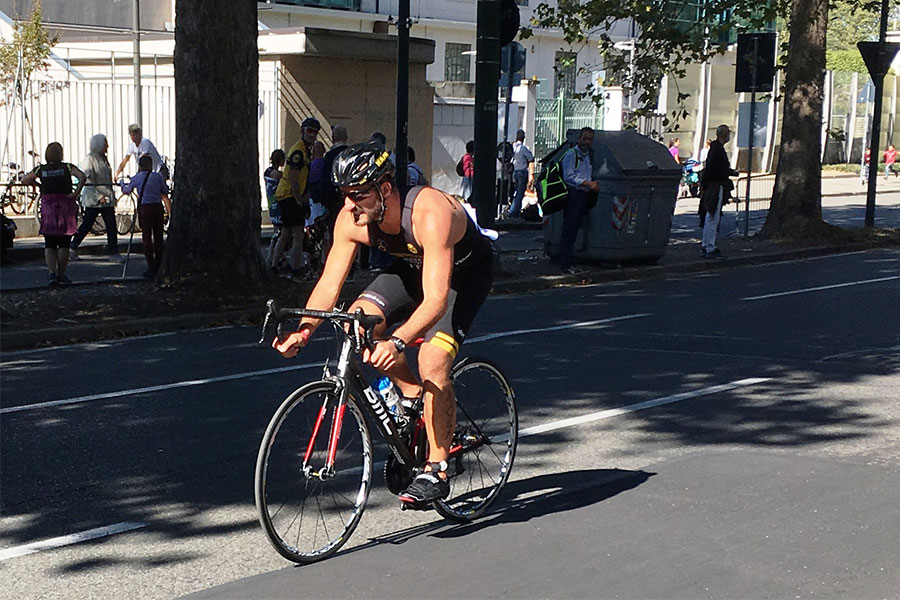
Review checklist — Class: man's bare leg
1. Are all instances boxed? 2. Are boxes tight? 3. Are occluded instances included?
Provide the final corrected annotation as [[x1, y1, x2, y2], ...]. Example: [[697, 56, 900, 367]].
[[418, 342, 456, 477]]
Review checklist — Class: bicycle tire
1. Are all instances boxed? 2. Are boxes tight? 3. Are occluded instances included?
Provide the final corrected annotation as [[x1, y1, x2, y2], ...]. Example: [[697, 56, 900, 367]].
[[116, 193, 137, 236], [255, 380, 374, 564], [433, 357, 518, 523], [3, 186, 25, 215]]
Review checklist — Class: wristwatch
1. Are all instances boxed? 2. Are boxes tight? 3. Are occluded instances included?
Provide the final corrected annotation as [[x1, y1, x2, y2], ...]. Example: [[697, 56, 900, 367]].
[[389, 335, 407, 353]]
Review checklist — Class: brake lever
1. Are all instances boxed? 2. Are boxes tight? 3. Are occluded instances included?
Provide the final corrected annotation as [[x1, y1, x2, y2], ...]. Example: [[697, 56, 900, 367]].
[[259, 299, 279, 345]]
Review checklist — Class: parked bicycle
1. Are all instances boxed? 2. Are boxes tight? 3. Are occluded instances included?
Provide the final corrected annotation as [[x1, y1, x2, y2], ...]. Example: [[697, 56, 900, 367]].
[[255, 300, 518, 564], [1, 160, 40, 225]]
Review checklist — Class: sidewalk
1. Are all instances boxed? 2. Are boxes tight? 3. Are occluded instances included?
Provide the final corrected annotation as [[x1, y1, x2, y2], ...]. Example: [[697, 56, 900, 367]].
[[1, 183, 898, 350], [2, 184, 899, 293]]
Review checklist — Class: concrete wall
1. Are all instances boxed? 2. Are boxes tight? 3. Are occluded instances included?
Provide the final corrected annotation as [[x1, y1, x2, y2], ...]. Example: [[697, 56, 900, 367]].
[[277, 29, 435, 177]]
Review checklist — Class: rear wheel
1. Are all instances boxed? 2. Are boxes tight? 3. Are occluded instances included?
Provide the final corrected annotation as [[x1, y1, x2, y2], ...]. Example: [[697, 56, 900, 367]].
[[255, 381, 373, 564], [434, 358, 517, 523], [116, 192, 137, 235]]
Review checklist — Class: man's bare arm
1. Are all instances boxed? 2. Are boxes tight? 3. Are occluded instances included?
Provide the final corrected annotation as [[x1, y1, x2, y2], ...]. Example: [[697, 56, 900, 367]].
[[391, 196, 459, 344]]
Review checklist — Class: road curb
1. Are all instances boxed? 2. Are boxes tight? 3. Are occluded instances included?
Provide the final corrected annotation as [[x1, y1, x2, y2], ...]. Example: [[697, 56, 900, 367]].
[[493, 238, 900, 293], [2, 237, 897, 351]]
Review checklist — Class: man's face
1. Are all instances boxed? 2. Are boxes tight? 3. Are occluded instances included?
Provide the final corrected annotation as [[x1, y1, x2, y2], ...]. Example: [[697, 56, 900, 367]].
[[342, 184, 379, 226], [578, 131, 594, 152], [719, 128, 731, 143], [302, 126, 320, 146], [130, 131, 142, 144]]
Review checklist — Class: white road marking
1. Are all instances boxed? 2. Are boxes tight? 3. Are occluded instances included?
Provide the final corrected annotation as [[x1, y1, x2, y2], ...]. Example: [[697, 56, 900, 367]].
[[0, 522, 147, 562], [2, 314, 650, 415], [466, 313, 650, 344], [513, 377, 771, 440], [0, 364, 322, 414], [741, 276, 900, 301]]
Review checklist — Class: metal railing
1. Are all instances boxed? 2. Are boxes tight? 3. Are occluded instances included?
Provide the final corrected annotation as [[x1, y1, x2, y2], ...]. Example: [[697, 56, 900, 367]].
[[534, 94, 603, 160], [731, 172, 774, 235]]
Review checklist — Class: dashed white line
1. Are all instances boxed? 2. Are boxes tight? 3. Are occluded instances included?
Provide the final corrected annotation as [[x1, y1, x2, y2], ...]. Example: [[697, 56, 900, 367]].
[[741, 276, 900, 301], [0, 522, 147, 562], [2, 314, 650, 415], [514, 377, 772, 440], [0, 364, 323, 414]]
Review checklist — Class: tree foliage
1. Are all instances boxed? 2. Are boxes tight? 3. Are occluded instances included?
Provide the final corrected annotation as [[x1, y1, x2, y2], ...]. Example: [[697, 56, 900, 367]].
[[826, 49, 868, 74], [524, 0, 781, 123], [826, 0, 884, 53], [0, 5, 59, 103]]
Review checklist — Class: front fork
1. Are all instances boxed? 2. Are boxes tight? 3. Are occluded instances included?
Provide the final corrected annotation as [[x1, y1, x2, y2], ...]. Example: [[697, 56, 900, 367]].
[[302, 378, 349, 481]]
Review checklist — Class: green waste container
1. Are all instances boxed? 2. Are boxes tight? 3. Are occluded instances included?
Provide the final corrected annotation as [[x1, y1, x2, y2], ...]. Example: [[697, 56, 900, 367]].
[[543, 129, 681, 264]]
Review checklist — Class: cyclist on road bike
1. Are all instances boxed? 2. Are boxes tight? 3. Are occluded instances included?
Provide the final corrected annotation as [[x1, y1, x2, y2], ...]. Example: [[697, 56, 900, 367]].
[[273, 140, 494, 507]]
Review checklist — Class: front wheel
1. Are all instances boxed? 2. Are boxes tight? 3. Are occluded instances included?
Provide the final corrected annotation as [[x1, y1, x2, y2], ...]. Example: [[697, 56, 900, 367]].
[[116, 193, 137, 236], [255, 380, 374, 564], [434, 358, 518, 523]]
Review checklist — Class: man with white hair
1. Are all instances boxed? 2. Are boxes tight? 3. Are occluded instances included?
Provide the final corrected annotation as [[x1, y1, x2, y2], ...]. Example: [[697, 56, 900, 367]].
[[114, 123, 163, 179], [699, 124, 738, 259]]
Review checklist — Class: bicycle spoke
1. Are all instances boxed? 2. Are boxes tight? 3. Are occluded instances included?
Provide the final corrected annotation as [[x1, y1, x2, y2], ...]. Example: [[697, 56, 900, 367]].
[[256, 382, 372, 563]]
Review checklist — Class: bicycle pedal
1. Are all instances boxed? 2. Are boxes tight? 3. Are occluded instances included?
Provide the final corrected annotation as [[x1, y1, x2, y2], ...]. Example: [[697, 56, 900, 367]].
[[398, 498, 431, 512]]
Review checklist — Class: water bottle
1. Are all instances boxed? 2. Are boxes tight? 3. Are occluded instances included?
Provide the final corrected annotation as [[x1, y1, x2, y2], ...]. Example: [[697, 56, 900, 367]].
[[375, 376, 403, 419]]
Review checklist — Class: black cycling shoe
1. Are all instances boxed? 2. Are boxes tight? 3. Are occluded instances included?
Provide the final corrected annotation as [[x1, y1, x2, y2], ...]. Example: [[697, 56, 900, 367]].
[[398, 471, 450, 510]]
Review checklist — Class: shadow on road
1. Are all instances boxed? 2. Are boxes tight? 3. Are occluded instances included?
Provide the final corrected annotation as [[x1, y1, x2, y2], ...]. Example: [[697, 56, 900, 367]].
[[333, 468, 653, 562]]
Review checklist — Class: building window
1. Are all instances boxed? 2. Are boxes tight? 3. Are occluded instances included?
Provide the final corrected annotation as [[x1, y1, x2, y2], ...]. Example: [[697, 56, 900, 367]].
[[554, 51, 577, 98], [445, 42, 472, 82]]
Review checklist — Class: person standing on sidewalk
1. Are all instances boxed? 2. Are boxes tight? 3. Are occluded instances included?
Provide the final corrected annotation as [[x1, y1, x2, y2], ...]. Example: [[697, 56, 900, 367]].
[[558, 127, 600, 274], [508, 129, 534, 219], [20, 142, 86, 285], [71, 134, 123, 262], [882, 144, 897, 179], [460, 140, 475, 203], [114, 123, 163, 180], [860, 147, 871, 186], [119, 155, 171, 278], [699, 125, 738, 259], [270, 117, 319, 275]]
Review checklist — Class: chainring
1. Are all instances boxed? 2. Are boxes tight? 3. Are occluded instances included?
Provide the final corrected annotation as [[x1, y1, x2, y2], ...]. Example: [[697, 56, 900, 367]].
[[384, 453, 414, 495]]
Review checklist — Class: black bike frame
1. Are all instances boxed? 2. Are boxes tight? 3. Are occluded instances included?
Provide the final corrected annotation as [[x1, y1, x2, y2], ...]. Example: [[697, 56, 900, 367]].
[[261, 301, 485, 480]]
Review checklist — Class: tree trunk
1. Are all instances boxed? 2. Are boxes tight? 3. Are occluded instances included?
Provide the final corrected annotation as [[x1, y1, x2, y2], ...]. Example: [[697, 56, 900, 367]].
[[760, 0, 829, 238], [163, 0, 263, 283]]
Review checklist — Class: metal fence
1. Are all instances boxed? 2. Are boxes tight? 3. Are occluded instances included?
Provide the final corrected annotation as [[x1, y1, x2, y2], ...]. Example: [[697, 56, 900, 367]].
[[730, 172, 774, 235], [1, 77, 278, 197], [533, 95, 603, 160]]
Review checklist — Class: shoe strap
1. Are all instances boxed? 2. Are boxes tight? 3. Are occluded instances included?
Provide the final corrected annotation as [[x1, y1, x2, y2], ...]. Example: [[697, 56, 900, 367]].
[[414, 472, 443, 485], [426, 460, 448, 474]]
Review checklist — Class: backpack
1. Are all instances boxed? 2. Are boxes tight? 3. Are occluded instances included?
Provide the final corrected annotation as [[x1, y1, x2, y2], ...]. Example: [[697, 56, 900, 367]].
[[455, 155, 466, 177], [535, 143, 577, 215]]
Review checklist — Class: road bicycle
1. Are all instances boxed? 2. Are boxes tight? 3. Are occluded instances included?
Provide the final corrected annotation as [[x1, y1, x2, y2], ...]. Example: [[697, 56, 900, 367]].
[[255, 300, 518, 564], [1, 162, 40, 226]]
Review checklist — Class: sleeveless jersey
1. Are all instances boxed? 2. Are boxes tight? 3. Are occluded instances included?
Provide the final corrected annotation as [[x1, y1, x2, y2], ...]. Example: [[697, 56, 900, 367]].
[[367, 186, 493, 271]]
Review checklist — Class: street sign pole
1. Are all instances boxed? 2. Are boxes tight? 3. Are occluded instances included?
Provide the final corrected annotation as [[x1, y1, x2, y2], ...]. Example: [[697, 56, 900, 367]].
[[500, 45, 514, 218], [735, 32, 775, 236], [395, 0, 409, 189], [862, 0, 895, 227], [743, 38, 760, 237], [473, 0, 501, 227]]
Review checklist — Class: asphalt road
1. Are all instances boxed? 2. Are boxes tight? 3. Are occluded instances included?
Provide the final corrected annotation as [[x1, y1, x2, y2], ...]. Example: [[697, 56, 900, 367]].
[[1, 248, 899, 599]]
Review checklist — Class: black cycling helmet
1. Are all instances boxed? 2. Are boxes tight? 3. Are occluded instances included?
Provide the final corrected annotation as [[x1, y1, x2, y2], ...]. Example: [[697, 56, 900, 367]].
[[301, 117, 321, 130], [331, 140, 394, 188]]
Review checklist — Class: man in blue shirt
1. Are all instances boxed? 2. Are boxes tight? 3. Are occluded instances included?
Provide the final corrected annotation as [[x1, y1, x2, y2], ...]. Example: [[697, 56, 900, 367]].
[[558, 127, 600, 274]]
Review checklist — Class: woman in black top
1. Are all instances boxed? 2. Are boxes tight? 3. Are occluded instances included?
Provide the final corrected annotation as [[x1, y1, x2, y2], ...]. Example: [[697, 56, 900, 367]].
[[21, 142, 86, 285]]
